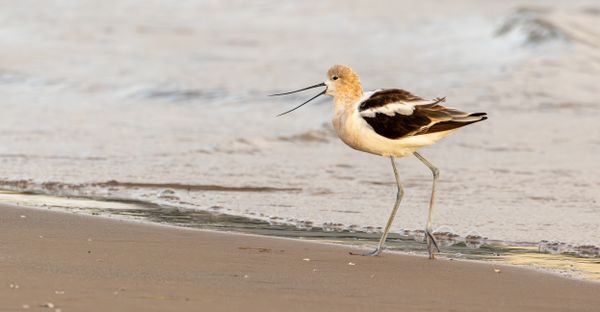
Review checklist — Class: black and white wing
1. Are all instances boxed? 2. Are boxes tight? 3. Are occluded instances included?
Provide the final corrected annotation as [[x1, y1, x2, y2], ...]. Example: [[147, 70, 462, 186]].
[[358, 89, 487, 140]]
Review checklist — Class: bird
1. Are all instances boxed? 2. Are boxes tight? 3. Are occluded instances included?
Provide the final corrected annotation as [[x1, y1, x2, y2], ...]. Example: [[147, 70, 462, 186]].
[[271, 64, 487, 259]]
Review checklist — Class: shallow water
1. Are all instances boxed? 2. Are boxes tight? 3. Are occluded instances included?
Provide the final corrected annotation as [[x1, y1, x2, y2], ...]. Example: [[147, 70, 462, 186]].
[[0, 0, 599, 256], [1, 190, 598, 281]]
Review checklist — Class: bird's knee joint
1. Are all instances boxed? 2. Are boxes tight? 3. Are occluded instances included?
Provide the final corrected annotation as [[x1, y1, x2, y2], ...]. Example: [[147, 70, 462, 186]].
[[431, 167, 440, 178]]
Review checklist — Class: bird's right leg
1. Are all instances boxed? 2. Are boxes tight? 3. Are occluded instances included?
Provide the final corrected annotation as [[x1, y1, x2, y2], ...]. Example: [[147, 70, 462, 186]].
[[350, 156, 404, 256]]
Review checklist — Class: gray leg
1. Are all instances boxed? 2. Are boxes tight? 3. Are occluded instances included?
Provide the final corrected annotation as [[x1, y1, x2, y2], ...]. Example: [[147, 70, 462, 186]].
[[351, 156, 404, 256], [413, 151, 440, 259]]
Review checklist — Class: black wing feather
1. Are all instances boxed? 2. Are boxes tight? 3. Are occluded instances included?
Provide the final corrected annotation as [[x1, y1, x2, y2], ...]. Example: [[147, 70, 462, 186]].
[[359, 90, 487, 140]]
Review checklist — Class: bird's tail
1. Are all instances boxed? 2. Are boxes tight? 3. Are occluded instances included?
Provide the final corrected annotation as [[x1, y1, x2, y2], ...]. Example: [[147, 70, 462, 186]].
[[427, 112, 487, 133], [455, 112, 487, 123]]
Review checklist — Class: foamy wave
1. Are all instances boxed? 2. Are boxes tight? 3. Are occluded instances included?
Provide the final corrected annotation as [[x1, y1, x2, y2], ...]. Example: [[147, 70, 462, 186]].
[[496, 6, 600, 49], [496, 7, 570, 45], [2, 180, 598, 259]]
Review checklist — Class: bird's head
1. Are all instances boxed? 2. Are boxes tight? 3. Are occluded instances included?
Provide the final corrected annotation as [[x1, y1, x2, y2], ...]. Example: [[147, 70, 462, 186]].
[[270, 64, 363, 116], [325, 64, 363, 101]]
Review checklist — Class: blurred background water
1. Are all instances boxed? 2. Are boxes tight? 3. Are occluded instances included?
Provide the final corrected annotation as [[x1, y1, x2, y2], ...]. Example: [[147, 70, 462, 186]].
[[0, 0, 599, 255]]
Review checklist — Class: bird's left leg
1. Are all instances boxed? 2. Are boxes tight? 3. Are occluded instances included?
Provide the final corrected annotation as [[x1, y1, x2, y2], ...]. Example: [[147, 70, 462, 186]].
[[413, 151, 440, 259], [350, 156, 404, 257]]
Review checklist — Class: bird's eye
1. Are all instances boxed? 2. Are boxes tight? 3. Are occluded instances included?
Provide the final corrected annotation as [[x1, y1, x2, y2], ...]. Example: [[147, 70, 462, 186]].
[[332, 76, 339, 81]]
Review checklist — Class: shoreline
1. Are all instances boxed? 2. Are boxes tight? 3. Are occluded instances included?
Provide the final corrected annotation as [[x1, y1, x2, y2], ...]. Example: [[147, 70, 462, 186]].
[[1, 202, 600, 311], [1, 189, 599, 282]]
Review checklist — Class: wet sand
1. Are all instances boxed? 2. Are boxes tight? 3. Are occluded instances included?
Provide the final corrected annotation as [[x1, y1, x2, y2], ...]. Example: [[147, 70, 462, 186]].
[[1, 203, 599, 312]]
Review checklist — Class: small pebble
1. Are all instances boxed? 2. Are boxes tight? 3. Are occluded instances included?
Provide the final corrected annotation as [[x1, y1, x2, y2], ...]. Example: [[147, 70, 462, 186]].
[[87, 238, 93, 242], [312, 268, 317, 272], [39, 235, 44, 239], [302, 258, 310, 262], [55, 309, 62, 312], [22, 304, 30, 309], [243, 274, 249, 278], [54, 290, 64, 295], [494, 268, 501, 273], [41, 302, 54, 308], [348, 262, 356, 266], [113, 287, 125, 295], [20, 215, 26, 218]]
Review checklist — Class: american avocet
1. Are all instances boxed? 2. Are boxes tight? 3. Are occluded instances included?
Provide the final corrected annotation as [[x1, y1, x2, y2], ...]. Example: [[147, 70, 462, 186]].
[[271, 65, 487, 259]]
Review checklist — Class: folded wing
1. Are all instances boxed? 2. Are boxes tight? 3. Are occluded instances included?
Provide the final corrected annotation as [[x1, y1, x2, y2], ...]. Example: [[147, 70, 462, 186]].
[[358, 89, 487, 140]]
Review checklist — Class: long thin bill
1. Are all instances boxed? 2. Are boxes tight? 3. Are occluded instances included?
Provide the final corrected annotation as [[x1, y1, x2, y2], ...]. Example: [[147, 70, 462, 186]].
[[277, 89, 326, 117], [269, 82, 326, 96]]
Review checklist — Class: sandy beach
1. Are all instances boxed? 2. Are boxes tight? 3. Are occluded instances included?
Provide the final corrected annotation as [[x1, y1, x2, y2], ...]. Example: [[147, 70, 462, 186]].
[[1, 203, 599, 312]]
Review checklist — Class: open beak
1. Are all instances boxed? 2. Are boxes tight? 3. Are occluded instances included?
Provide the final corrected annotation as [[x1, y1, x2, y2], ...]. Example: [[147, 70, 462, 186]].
[[270, 82, 327, 117]]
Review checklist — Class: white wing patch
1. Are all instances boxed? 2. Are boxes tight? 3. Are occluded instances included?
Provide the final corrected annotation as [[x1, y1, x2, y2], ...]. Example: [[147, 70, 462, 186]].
[[360, 102, 415, 117], [359, 99, 437, 118]]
